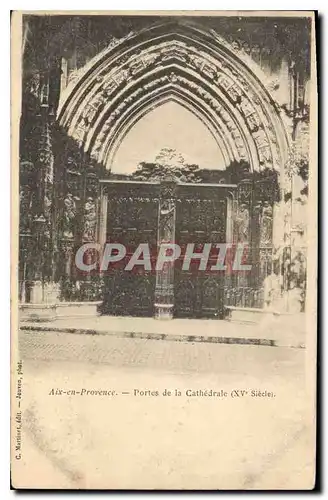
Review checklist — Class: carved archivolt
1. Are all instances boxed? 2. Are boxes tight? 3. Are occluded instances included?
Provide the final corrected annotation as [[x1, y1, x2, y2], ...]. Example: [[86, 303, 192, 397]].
[[94, 74, 246, 167], [58, 24, 289, 173]]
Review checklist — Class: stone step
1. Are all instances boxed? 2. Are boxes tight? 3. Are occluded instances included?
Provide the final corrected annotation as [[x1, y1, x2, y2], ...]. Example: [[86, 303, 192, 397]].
[[19, 302, 102, 322]]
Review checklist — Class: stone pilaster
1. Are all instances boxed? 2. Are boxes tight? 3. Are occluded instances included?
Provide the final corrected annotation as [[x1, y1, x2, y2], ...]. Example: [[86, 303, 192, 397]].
[[19, 53, 62, 303], [98, 185, 108, 250], [223, 192, 236, 303], [235, 181, 252, 289]]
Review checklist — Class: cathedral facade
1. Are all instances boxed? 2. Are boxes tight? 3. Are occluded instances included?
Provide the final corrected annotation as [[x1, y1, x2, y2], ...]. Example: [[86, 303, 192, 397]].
[[18, 14, 312, 319]]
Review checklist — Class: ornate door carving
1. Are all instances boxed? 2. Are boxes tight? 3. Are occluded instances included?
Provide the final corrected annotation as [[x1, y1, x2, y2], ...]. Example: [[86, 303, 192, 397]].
[[101, 183, 159, 317], [174, 185, 227, 318]]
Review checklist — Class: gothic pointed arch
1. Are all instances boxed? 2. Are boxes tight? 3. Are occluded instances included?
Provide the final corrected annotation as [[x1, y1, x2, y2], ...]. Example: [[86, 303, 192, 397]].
[[57, 20, 290, 174]]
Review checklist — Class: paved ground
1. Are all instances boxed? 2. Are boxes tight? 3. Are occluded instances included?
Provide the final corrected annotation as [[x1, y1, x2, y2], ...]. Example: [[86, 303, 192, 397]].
[[19, 329, 304, 377], [12, 330, 315, 490]]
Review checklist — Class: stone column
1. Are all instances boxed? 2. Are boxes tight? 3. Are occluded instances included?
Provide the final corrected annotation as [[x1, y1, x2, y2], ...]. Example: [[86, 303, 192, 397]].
[[24, 108, 56, 304], [98, 185, 108, 252], [154, 181, 177, 320], [223, 192, 236, 306]]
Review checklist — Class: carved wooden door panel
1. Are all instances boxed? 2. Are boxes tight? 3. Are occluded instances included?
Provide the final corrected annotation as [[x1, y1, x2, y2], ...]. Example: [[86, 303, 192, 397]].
[[174, 185, 227, 319], [101, 183, 159, 317]]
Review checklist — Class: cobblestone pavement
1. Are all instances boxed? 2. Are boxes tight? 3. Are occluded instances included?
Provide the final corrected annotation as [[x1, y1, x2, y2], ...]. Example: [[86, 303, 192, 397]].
[[19, 329, 305, 380], [13, 330, 314, 490]]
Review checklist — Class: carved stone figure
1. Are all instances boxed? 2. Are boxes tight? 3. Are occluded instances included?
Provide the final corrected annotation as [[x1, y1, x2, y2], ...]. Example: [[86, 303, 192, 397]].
[[260, 202, 273, 246], [159, 199, 175, 243], [236, 204, 250, 242], [63, 193, 77, 238], [83, 197, 97, 241]]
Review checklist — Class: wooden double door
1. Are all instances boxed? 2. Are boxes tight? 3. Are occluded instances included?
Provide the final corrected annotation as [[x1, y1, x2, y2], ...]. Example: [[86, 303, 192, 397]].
[[101, 181, 227, 319]]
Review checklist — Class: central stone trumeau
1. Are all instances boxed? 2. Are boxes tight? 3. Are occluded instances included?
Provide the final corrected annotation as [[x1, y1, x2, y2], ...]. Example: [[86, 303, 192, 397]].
[[154, 178, 178, 320]]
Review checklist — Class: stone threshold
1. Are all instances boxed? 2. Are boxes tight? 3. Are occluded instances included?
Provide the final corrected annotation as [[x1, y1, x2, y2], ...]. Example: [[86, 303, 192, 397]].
[[20, 324, 304, 348]]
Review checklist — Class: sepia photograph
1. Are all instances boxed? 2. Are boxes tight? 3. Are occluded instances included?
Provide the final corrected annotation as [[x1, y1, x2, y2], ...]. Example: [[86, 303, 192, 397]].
[[11, 10, 317, 490]]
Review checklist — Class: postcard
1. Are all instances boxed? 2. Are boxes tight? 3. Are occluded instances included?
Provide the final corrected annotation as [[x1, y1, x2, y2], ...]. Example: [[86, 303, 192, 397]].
[[11, 10, 317, 490]]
